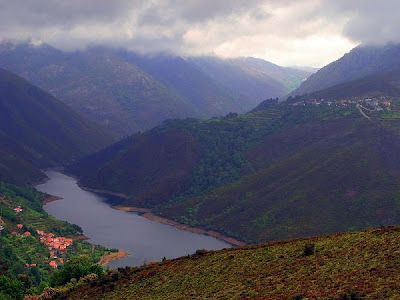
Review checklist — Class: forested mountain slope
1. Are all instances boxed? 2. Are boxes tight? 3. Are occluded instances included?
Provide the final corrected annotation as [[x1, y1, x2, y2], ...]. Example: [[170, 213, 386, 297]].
[[68, 101, 400, 243], [0, 69, 112, 184]]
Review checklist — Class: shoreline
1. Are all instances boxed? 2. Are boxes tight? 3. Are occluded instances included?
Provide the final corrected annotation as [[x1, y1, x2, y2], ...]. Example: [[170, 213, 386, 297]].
[[36, 172, 131, 267], [38, 171, 246, 263], [32, 176, 50, 186], [98, 250, 130, 266], [43, 195, 64, 205], [113, 205, 246, 247], [78, 186, 130, 199], [71, 234, 89, 241]]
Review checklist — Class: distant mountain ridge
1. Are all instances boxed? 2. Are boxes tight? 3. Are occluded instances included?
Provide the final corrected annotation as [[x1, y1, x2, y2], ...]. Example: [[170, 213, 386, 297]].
[[0, 68, 113, 184], [290, 43, 400, 97], [0, 42, 312, 137], [289, 68, 400, 101], [187, 56, 310, 107]]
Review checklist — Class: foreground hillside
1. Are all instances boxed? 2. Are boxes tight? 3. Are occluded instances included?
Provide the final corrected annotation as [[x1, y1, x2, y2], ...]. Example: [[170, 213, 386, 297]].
[[33, 226, 400, 299], [0, 68, 113, 184], [68, 100, 400, 243]]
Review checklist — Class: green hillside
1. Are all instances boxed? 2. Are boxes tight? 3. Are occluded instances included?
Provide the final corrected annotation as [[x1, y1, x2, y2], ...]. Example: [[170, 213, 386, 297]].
[[0, 183, 112, 299], [33, 226, 400, 299], [0, 68, 113, 184], [68, 99, 400, 244]]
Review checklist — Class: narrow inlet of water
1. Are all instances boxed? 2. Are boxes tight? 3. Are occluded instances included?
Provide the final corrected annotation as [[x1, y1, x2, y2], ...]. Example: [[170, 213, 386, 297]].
[[35, 170, 231, 268]]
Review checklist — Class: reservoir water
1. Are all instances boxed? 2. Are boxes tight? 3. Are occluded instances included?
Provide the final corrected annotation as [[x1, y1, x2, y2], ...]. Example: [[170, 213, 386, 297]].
[[35, 170, 231, 268]]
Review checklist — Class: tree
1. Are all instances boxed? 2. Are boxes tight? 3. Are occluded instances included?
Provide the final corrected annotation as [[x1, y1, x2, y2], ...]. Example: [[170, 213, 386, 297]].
[[50, 255, 103, 287], [0, 275, 25, 300]]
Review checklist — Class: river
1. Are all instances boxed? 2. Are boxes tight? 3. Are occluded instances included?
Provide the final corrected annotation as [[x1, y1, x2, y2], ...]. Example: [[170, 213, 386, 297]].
[[35, 170, 231, 268]]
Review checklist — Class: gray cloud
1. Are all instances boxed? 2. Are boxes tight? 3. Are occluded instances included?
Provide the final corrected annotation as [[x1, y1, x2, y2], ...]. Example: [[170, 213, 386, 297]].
[[0, 0, 398, 66], [334, 0, 400, 44]]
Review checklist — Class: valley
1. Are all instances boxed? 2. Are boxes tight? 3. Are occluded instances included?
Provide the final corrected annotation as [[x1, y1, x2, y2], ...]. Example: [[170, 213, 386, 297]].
[[0, 7, 400, 297], [68, 99, 400, 244]]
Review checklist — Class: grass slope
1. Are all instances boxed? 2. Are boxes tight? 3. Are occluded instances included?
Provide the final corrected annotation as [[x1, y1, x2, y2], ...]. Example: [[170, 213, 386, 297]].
[[38, 226, 400, 299]]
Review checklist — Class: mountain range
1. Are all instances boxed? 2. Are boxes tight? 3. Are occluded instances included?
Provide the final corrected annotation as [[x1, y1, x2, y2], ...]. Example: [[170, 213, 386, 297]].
[[1, 39, 400, 299], [0, 43, 312, 137]]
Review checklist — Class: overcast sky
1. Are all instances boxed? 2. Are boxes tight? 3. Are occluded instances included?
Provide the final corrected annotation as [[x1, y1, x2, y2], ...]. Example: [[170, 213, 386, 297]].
[[0, 0, 398, 67]]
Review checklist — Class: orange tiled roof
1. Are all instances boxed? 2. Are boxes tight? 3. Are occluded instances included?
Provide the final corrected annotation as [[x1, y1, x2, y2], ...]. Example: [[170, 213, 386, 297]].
[[49, 260, 57, 268]]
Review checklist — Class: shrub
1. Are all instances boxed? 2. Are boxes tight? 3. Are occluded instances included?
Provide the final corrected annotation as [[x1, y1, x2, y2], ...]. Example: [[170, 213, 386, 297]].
[[339, 290, 364, 300], [194, 249, 208, 256], [50, 255, 103, 287], [303, 243, 315, 256]]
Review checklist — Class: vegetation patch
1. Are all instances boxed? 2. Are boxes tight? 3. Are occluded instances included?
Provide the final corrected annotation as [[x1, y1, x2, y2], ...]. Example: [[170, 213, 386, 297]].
[[0, 183, 114, 298], [35, 226, 400, 299]]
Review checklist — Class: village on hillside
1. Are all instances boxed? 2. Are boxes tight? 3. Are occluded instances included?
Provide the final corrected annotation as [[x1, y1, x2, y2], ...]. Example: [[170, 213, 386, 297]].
[[291, 96, 392, 111], [0, 193, 74, 269]]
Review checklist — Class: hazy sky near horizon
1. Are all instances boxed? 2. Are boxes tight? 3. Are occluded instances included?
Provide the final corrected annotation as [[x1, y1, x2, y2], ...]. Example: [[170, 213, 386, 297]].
[[0, 0, 398, 67]]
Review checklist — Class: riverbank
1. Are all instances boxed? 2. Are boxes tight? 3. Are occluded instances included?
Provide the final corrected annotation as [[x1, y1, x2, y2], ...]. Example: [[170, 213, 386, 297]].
[[98, 250, 130, 266], [67, 175, 245, 246], [79, 186, 130, 199], [71, 234, 89, 241], [113, 205, 246, 247], [43, 195, 63, 205]]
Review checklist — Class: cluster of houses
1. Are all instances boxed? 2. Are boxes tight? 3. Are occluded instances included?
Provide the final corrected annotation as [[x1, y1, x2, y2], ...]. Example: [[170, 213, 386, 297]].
[[11, 223, 31, 237], [291, 96, 392, 111], [362, 98, 392, 111], [37, 230, 73, 268], [2, 199, 74, 269]]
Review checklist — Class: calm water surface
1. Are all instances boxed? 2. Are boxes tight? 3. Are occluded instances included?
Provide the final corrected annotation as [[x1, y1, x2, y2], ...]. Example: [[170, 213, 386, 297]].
[[35, 170, 231, 268]]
